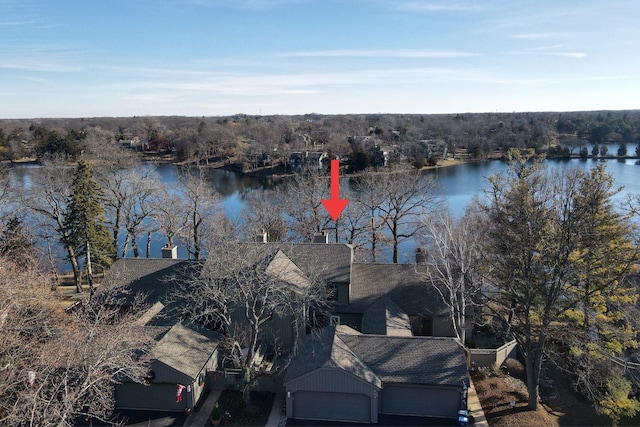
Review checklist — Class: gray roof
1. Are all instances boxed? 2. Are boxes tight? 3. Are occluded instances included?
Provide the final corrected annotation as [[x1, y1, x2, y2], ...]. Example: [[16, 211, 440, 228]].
[[361, 296, 413, 336], [339, 334, 468, 387], [265, 243, 352, 285], [348, 264, 448, 316], [101, 258, 198, 308], [285, 327, 467, 388], [152, 321, 220, 380], [283, 326, 381, 388]]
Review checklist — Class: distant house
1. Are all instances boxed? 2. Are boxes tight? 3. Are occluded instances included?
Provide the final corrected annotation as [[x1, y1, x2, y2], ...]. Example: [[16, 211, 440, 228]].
[[288, 151, 327, 171], [116, 321, 220, 412], [419, 139, 449, 159], [283, 325, 468, 423]]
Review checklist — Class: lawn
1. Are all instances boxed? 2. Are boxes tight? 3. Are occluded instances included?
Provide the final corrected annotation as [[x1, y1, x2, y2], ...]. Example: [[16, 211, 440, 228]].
[[206, 390, 274, 426]]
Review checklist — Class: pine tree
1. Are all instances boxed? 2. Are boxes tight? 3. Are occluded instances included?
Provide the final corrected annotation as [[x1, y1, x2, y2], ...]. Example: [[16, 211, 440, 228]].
[[561, 164, 639, 406], [64, 160, 114, 293], [480, 151, 639, 411]]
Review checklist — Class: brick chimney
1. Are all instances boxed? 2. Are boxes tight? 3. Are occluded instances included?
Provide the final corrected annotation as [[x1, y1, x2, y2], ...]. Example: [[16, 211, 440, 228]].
[[161, 244, 178, 259]]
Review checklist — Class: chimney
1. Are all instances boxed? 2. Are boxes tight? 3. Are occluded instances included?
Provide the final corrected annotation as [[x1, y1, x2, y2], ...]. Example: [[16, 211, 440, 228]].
[[415, 247, 427, 264], [313, 231, 328, 244], [255, 229, 268, 243], [162, 244, 178, 259]]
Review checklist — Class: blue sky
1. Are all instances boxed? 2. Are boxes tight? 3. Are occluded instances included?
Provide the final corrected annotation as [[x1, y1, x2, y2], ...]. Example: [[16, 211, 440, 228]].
[[1, 0, 639, 118]]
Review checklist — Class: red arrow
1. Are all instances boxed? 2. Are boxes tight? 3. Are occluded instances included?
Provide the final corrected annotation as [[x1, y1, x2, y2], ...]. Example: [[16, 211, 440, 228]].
[[322, 159, 349, 221]]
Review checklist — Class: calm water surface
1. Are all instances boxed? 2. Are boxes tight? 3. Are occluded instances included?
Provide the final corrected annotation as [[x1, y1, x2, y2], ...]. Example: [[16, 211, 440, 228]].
[[8, 159, 640, 265]]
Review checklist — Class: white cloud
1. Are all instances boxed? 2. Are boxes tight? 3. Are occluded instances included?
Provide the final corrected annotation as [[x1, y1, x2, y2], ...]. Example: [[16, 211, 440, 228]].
[[547, 52, 587, 59], [508, 45, 587, 59], [275, 49, 479, 59], [510, 33, 557, 40]]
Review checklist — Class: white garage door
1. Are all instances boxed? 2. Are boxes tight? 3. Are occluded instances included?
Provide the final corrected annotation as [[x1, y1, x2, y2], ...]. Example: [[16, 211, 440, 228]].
[[293, 390, 371, 423], [382, 385, 459, 418]]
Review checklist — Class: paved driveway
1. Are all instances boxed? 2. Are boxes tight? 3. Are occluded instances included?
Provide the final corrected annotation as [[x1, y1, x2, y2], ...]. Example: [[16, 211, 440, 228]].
[[287, 414, 457, 426]]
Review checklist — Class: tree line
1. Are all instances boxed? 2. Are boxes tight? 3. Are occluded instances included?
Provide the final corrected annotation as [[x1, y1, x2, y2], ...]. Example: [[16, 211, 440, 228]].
[[2, 110, 640, 171]]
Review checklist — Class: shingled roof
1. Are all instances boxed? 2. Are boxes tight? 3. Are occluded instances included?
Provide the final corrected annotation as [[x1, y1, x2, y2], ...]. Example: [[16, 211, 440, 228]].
[[102, 258, 199, 307], [348, 263, 448, 316], [262, 243, 353, 285], [283, 325, 381, 388], [339, 334, 467, 387], [152, 321, 220, 380], [284, 327, 467, 388]]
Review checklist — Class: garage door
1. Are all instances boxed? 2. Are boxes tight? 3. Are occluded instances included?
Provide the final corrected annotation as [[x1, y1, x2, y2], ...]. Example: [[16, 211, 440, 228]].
[[293, 391, 371, 423], [382, 385, 459, 418]]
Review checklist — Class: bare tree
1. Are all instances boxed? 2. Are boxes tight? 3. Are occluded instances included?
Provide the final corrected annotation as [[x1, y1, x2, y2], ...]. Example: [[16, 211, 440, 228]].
[[240, 189, 289, 242], [359, 168, 442, 263], [417, 210, 484, 344], [352, 171, 387, 262], [173, 242, 329, 404], [177, 165, 222, 260], [21, 155, 84, 291], [119, 168, 161, 258], [282, 167, 331, 242], [0, 256, 154, 426], [149, 183, 189, 248]]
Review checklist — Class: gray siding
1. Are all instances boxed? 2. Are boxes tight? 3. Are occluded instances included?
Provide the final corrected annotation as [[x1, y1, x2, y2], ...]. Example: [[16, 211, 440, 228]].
[[149, 359, 191, 385], [117, 350, 218, 411], [286, 367, 379, 395], [116, 383, 187, 412], [336, 283, 349, 305]]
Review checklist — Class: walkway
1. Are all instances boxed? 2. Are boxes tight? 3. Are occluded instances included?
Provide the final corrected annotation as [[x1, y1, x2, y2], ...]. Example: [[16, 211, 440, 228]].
[[467, 378, 489, 427], [184, 388, 222, 426], [265, 393, 285, 427]]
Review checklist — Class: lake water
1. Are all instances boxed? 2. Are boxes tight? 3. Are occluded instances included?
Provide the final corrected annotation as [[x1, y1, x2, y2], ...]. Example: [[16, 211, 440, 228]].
[[7, 158, 640, 265]]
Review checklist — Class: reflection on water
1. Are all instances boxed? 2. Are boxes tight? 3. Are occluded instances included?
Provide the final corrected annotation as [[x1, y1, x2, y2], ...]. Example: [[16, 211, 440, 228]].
[[6, 158, 640, 266]]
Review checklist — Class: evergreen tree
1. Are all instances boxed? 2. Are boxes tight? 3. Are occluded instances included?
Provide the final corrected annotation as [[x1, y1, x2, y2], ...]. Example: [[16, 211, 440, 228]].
[[617, 142, 627, 157], [561, 164, 639, 408], [63, 160, 114, 293], [579, 146, 589, 159], [480, 150, 639, 411]]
